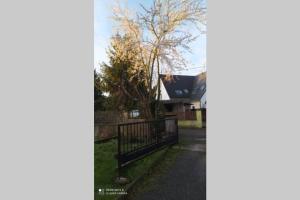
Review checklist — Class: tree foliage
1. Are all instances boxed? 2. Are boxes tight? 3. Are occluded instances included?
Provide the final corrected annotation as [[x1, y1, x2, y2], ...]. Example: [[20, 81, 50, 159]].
[[112, 0, 206, 75], [99, 0, 206, 119], [94, 70, 107, 111], [100, 34, 156, 118]]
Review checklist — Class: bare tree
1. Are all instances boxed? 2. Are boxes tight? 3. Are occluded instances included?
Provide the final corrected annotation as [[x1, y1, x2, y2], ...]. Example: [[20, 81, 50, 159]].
[[111, 0, 206, 119]]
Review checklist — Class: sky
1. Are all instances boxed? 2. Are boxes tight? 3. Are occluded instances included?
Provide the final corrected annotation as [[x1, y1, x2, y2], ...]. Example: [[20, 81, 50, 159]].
[[94, 0, 206, 76]]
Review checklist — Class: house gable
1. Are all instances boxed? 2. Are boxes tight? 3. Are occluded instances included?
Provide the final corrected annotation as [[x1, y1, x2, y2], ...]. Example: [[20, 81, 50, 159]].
[[160, 79, 170, 100]]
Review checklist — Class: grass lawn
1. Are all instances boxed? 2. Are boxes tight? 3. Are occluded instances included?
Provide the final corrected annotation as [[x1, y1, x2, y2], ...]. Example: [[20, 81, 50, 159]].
[[94, 140, 167, 200]]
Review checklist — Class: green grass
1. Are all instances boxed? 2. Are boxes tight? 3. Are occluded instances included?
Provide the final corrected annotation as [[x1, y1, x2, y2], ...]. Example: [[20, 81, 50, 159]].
[[94, 140, 167, 200], [94, 140, 117, 191]]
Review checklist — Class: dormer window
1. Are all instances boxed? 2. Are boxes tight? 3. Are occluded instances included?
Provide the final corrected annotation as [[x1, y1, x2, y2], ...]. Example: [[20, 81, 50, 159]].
[[175, 90, 183, 95]]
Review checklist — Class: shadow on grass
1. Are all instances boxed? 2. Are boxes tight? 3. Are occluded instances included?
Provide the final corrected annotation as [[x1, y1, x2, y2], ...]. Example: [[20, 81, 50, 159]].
[[94, 140, 169, 200]]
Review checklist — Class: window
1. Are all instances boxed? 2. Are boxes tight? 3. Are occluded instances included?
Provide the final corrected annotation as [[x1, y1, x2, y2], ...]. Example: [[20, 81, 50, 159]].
[[129, 110, 140, 118], [175, 90, 183, 95]]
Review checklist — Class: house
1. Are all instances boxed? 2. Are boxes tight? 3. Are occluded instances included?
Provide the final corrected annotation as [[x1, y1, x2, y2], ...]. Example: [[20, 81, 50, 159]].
[[159, 72, 206, 113]]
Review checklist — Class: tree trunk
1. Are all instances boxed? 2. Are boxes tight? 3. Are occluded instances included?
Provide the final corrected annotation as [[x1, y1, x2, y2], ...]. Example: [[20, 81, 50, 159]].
[[155, 57, 161, 119], [140, 100, 153, 120]]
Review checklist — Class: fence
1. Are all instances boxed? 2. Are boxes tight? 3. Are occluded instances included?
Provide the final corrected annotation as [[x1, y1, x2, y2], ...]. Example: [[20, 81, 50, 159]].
[[116, 118, 178, 176], [94, 123, 117, 141], [94, 111, 124, 123], [94, 110, 145, 142]]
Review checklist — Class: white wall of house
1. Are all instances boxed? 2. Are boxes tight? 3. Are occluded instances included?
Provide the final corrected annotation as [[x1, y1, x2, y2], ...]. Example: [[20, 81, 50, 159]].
[[200, 92, 206, 108], [159, 79, 170, 100], [191, 101, 201, 109]]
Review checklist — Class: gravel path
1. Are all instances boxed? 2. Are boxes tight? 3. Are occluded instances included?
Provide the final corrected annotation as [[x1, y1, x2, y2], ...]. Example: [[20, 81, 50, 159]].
[[131, 128, 206, 200]]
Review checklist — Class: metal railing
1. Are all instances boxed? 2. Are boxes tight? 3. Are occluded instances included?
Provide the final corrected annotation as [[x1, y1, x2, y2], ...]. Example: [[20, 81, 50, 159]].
[[116, 118, 178, 176]]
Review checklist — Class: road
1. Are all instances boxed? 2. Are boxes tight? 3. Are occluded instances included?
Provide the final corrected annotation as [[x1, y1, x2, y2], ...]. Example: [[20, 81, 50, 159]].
[[131, 128, 206, 200]]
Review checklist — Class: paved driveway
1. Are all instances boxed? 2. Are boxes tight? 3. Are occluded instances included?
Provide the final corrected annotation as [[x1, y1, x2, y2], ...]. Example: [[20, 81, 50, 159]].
[[131, 128, 206, 200]]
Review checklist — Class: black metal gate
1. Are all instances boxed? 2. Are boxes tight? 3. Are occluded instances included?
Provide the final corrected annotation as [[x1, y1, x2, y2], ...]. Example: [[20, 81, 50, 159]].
[[117, 118, 178, 176]]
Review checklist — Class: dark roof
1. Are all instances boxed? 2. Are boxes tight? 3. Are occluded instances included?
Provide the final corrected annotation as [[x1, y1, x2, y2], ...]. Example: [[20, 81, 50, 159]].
[[160, 72, 206, 100], [190, 72, 206, 100], [160, 74, 195, 98]]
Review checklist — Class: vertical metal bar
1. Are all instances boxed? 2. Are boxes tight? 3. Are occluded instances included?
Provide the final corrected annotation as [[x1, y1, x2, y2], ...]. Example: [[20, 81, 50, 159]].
[[147, 122, 149, 145], [154, 120, 156, 144], [175, 118, 178, 144], [131, 124, 132, 152], [132, 124, 136, 150], [150, 121, 152, 144], [149, 122, 151, 144], [138, 123, 140, 149], [141, 122, 143, 148], [156, 121, 159, 145], [140, 122, 142, 148], [138, 123, 139, 148], [127, 124, 129, 153], [132, 123, 134, 151], [127, 124, 129, 152], [140, 123, 142, 147], [120, 125, 122, 154], [148, 122, 150, 144], [138, 123, 140, 148], [123, 125, 125, 153], [118, 125, 121, 177], [133, 124, 135, 150], [143, 122, 145, 147], [135, 123, 137, 149], [145, 122, 147, 145], [129, 124, 131, 152], [122, 126, 124, 153], [136, 123, 138, 149], [149, 122, 151, 145], [137, 123, 139, 148], [130, 124, 132, 152], [142, 122, 144, 146], [157, 120, 159, 143], [151, 122, 153, 144], [140, 123, 142, 148]]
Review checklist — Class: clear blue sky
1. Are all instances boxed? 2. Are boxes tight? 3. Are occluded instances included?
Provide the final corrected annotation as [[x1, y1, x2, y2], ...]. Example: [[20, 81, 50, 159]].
[[94, 0, 206, 75]]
